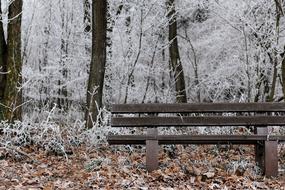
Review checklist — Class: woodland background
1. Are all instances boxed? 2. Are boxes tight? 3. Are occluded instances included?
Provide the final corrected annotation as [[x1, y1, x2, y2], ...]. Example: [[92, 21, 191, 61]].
[[1, 0, 285, 125]]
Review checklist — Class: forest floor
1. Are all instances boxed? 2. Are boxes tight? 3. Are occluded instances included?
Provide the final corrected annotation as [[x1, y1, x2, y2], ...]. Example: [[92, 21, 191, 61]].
[[0, 144, 284, 190]]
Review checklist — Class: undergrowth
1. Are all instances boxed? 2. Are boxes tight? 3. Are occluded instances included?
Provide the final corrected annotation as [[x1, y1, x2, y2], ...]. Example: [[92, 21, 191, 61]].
[[0, 105, 111, 159]]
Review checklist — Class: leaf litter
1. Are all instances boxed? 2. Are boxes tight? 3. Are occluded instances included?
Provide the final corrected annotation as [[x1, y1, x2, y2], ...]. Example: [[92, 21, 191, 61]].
[[0, 144, 284, 189]]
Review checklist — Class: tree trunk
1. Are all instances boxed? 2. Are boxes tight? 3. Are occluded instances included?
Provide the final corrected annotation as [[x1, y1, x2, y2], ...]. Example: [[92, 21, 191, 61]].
[[40, 1, 52, 108], [167, 0, 187, 103], [0, 1, 7, 120], [281, 48, 285, 100], [57, 1, 71, 110], [85, 0, 107, 128], [84, 0, 91, 34], [268, 0, 283, 102], [2, 0, 23, 121], [84, 0, 92, 56], [267, 53, 278, 102]]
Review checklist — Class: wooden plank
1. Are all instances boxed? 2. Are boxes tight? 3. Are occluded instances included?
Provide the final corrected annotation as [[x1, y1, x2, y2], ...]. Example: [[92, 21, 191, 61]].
[[107, 135, 285, 145], [146, 128, 159, 172], [111, 103, 285, 113], [264, 141, 278, 177], [111, 116, 285, 127]]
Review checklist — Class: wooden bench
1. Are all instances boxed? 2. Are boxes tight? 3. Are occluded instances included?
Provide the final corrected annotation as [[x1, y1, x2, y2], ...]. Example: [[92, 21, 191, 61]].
[[107, 103, 285, 177]]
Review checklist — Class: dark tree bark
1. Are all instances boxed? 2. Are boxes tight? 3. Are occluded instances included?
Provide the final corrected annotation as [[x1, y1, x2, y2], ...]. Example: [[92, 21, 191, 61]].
[[84, 0, 92, 59], [85, 0, 107, 128], [281, 48, 285, 100], [167, 0, 187, 103], [2, 0, 23, 121], [267, 1, 283, 102], [0, 1, 7, 120]]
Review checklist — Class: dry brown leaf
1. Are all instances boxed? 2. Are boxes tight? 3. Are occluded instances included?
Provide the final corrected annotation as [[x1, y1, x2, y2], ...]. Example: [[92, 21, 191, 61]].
[[193, 166, 202, 176], [43, 182, 54, 190]]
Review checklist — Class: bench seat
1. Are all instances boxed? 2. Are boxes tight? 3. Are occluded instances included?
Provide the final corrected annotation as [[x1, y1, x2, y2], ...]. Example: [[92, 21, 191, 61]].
[[108, 135, 285, 145], [111, 116, 285, 127]]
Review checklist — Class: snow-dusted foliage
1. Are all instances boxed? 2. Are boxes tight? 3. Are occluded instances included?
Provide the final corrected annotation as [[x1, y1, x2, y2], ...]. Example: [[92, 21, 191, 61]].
[[105, 0, 285, 104], [0, 106, 110, 156], [21, 0, 88, 122]]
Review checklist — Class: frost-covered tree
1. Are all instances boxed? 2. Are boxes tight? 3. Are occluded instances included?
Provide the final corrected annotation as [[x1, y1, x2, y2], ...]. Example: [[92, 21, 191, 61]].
[[1, 0, 23, 121], [167, 0, 187, 103], [0, 0, 7, 120], [85, 0, 108, 128], [21, 0, 87, 123]]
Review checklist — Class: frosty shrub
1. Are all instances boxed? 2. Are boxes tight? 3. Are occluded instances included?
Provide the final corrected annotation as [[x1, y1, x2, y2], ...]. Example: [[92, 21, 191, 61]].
[[0, 105, 112, 158]]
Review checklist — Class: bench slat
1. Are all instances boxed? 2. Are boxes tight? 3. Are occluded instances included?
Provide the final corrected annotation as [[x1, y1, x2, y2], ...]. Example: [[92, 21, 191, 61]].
[[111, 116, 285, 127], [107, 135, 285, 145], [111, 103, 285, 113]]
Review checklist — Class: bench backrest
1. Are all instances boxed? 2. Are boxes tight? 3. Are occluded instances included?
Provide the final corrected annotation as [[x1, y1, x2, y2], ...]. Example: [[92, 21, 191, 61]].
[[111, 103, 285, 127]]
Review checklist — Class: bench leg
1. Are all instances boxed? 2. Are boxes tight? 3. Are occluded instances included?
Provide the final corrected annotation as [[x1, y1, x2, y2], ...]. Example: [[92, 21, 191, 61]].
[[146, 128, 158, 172], [255, 141, 264, 169], [264, 141, 278, 177], [254, 127, 267, 168], [146, 140, 159, 172]]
